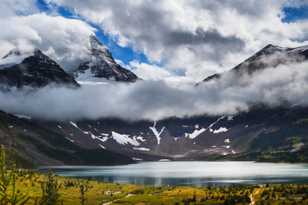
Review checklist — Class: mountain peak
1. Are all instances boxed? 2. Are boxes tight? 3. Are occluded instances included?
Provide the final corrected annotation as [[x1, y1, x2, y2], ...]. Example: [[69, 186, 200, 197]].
[[1, 48, 47, 62], [201, 43, 308, 83], [74, 35, 138, 82], [89, 35, 106, 50], [263, 44, 280, 49], [0, 48, 79, 88], [0, 48, 36, 69], [263, 44, 289, 50]]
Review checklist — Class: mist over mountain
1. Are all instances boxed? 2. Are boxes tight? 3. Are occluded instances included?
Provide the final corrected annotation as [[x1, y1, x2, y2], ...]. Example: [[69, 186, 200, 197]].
[[0, 44, 308, 121], [203, 44, 308, 82], [0, 35, 308, 166]]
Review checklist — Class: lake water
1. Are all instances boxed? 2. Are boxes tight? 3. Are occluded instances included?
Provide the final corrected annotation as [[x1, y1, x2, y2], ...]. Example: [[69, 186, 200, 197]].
[[39, 161, 308, 186]]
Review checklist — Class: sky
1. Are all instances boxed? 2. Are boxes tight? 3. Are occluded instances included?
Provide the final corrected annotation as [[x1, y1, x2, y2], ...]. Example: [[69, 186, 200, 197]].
[[0, 0, 308, 82], [2, 1, 308, 121], [1, 0, 308, 82]]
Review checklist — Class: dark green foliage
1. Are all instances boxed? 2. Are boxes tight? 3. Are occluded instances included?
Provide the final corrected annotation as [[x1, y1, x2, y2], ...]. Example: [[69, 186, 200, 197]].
[[79, 181, 90, 205], [0, 145, 30, 205], [39, 172, 60, 205], [223, 194, 250, 205]]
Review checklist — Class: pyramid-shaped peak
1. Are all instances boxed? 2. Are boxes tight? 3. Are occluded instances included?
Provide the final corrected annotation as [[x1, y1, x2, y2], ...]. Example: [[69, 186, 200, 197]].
[[89, 35, 108, 50]]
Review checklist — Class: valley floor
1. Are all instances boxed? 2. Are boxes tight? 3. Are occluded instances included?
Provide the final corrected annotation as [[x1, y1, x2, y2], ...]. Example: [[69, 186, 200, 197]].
[[7, 171, 308, 205]]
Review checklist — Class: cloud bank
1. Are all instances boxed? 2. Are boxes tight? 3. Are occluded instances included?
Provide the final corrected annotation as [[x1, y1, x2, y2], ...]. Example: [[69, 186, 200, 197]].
[[0, 0, 95, 71], [1, 62, 308, 121], [47, 0, 308, 80], [0, 14, 94, 70], [2, 0, 308, 81]]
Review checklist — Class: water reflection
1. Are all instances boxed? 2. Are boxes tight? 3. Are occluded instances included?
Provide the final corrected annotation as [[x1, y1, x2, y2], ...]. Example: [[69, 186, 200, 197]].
[[39, 161, 308, 186]]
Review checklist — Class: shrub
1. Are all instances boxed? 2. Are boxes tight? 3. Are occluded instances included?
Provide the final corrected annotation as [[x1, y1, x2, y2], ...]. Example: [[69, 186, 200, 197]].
[[0, 145, 30, 205], [39, 172, 60, 205]]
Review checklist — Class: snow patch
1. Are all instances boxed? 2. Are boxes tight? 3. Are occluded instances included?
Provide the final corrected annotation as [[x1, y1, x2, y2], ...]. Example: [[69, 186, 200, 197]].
[[69, 121, 93, 135], [159, 159, 171, 162], [65, 137, 74, 143], [132, 157, 143, 161], [149, 121, 165, 145], [136, 136, 146, 142], [208, 116, 225, 129], [14, 114, 31, 120], [185, 128, 206, 139], [111, 131, 140, 146], [291, 142, 304, 152], [89, 132, 97, 139], [99, 144, 106, 149], [97, 136, 108, 143], [213, 127, 228, 134], [133, 147, 150, 151], [69, 121, 79, 129]]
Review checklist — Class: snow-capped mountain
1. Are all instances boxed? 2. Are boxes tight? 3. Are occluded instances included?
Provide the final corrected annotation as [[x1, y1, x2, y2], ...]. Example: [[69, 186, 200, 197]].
[[0, 49, 79, 88], [1, 105, 308, 166], [0, 41, 308, 167], [203, 44, 308, 82], [74, 35, 138, 83]]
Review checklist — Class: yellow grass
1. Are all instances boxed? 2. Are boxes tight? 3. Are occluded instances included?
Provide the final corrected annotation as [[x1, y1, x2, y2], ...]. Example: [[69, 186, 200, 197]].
[[10, 172, 308, 205]]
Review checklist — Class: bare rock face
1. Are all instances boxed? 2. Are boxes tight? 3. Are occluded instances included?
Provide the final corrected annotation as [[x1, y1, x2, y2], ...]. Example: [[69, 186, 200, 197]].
[[0, 49, 79, 89], [74, 35, 138, 82]]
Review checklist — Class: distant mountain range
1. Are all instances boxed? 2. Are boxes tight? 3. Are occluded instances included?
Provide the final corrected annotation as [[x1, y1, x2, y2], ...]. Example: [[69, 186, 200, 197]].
[[0, 35, 138, 90], [203, 44, 308, 82], [0, 37, 308, 167]]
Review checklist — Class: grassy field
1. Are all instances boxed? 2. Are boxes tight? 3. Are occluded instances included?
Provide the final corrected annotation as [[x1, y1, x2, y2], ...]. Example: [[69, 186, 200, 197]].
[[5, 171, 308, 205]]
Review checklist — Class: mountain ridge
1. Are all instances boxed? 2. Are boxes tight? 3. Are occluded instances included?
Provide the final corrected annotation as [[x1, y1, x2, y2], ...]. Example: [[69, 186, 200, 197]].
[[0, 49, 79, 89], [202, 44, 308, 82], [1, 41, 308, 166]]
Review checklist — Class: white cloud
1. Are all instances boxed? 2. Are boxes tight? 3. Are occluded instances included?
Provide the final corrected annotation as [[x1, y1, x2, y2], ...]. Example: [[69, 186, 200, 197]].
[[0, 0, 37, 17], [2, 0, 308, 81], [2, 61, 308, 121], [46, 0, 308, 80], [129, 61, 172, 80], [0, 12, 95, 71]]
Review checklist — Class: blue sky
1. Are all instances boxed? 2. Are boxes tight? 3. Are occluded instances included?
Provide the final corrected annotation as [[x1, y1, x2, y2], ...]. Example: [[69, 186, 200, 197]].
[[283, 5, 308, 22]]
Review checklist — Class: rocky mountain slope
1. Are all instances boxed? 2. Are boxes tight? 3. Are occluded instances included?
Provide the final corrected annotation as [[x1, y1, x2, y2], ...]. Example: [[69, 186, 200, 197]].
[[203, 44, 308, 82], [1, 41, 308, 167], [0, 105, 308, 167], [74, 35, 138, 82], [0, 111, 133, 167], [0, 49, 79, 89]]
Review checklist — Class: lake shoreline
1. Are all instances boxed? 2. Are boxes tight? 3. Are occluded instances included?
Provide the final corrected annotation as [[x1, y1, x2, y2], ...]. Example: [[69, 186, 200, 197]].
[[38, 161, 308, 187]]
